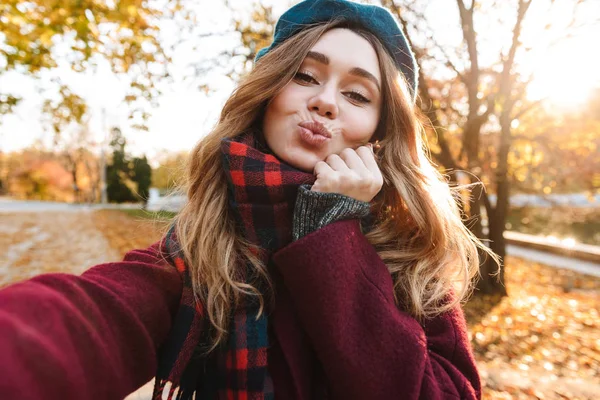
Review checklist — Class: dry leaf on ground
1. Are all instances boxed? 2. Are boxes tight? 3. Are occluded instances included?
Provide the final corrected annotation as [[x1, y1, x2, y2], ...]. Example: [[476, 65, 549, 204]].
[[465, 257, 600, 399]]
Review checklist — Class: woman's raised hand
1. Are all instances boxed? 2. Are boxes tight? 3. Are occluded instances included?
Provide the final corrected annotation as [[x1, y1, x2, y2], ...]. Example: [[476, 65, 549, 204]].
[[311, 144, 383, 203]]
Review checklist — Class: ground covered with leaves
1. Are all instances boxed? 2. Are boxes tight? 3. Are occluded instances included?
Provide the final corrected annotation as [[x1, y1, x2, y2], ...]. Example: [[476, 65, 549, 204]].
[[0, 210, 120, 287], [1, 209, 598, 399], [465, 258, 599, 399], [90, 209, 170, 257]]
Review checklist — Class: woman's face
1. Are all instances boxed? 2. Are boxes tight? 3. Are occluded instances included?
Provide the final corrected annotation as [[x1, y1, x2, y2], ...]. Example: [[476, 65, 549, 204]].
[[262, 28, 382, 172]]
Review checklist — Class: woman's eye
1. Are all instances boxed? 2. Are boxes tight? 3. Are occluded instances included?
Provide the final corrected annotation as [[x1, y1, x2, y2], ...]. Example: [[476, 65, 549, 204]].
[[294, 71, 318, 84], [345, 90, 371, 104], [294, 72, 371, 104]]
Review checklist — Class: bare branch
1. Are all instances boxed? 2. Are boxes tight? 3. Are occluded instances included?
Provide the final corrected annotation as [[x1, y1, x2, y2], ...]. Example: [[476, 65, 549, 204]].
[[195, 31, 237, 38], [511, 99, 545, 120], [390, 2, 459, 170], [397, 2, 466, 83], [456, 0, 479, 94], [480, 93, 496, 121], [498, 0, 532, 104]]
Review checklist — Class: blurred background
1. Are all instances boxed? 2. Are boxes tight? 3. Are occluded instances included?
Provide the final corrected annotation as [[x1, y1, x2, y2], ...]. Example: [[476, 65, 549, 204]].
[[0, 0, 598, 399]]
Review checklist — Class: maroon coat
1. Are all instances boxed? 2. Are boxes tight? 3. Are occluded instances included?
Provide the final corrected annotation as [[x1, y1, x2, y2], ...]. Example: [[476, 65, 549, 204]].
[[0, 219, 481, 399]]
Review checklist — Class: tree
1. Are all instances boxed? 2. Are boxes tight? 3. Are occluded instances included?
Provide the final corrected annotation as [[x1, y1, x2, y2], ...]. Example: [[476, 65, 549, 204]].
[[381, 0, 597, 295], [182, 1, 278, 92], [106, 127, 136, 203], [105, 127, 151, 203], [497, 103, 600, 197], [4, 149, 73, 200], [132, 155, 152, 204], [0, 0, 192, 130], [220, 0, 597, 297], [42, 85, 90, 202], [3, 144, 101, 201]]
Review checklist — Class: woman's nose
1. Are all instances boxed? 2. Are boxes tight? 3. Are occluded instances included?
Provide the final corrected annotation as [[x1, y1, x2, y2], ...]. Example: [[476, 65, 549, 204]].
[[307, 86, 339, 119]]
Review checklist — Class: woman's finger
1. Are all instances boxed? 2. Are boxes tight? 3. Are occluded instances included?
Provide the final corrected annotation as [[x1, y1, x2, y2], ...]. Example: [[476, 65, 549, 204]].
[[325, 153, 350, 172], [356, 145, 380, 176], [338, 148, 368, 173], [313, 160, 334, 177]]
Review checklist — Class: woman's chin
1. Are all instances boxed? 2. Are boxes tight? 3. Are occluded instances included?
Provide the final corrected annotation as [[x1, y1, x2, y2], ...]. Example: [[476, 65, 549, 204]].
[[285, 151, 321, 173], [290, 159, 315, 173]]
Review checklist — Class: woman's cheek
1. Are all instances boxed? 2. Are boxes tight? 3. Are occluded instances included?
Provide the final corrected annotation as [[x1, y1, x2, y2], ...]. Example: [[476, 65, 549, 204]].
[[346, 112, 378, 143]]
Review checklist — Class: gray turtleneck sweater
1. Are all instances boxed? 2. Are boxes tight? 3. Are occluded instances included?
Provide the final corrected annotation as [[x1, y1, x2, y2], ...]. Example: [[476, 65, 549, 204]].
[[292, 184, 372, 241]]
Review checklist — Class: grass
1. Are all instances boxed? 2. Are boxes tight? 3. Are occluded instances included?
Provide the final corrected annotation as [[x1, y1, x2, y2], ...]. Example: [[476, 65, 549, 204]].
[[119, 209, 178, 221]]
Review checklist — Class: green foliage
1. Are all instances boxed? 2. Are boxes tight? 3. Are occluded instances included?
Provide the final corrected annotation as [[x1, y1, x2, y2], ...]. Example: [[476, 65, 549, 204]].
[[106, 127, 151, 203], [0, 93, 20, 116], [0, 0, 188, 128], [106, 127, 136, 203], [132, 155, 152, 201], [42, 85, 87, 137], [1, 0, 168, 73]]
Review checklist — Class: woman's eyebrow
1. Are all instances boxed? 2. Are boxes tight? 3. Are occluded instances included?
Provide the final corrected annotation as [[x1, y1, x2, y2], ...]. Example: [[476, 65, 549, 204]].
[[306, 51, 381, 92], [306, 51, 330, 65], [349, 67, 380, 92]]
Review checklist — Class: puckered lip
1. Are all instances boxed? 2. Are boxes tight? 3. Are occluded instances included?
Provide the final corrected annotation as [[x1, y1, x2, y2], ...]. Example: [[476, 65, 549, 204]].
[[298, 120, 332, 138]]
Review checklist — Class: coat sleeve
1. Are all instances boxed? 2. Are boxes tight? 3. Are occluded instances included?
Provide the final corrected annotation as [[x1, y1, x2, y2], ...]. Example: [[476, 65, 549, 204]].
[[0, 241, 182, 400], [272, 219, 481, 400]]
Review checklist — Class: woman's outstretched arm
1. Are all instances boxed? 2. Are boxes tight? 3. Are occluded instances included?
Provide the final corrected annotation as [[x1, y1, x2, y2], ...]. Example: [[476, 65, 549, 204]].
[[0, 242, 182, 400], [273, 219, 481, 400]]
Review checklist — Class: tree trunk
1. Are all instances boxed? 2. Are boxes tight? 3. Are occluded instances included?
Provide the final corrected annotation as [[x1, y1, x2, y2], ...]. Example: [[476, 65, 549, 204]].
[[65, 153, 80, 204], [71, 166, 79, 204], [484, 101, 514, 297], [487, 217, 507, 295], [461, 117, 507, 295], [81, 157, 99, 203], [466, 185, 496, 294]]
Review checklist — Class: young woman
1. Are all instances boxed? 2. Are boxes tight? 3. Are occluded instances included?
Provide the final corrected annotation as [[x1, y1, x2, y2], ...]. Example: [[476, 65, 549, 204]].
[[0, 0, 499, 399]]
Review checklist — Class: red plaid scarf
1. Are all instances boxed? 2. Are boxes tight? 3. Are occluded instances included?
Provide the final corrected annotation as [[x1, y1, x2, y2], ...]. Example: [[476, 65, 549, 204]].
[[152, 132, 315, 400]]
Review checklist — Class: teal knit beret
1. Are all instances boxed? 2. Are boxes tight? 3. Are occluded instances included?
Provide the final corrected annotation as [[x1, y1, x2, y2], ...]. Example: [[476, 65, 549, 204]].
[[255, 0, 418, 102]]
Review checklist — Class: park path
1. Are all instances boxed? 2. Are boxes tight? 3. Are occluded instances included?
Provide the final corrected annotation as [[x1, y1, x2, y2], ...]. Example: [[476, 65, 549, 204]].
[[0, 210, 120, 287]]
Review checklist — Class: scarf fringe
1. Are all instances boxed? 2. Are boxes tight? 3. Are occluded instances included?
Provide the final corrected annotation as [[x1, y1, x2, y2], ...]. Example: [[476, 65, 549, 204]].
[[153, 379, 194, 400]]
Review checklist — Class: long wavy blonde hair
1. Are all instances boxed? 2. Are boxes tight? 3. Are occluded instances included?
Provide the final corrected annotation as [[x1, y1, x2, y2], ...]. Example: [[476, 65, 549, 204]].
[[171, 19, 500, 351]]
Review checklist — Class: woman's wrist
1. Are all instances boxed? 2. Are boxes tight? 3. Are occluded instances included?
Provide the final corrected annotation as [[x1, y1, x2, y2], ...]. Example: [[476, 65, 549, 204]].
[[292, 184, 371, 241]]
